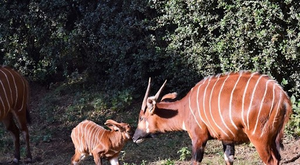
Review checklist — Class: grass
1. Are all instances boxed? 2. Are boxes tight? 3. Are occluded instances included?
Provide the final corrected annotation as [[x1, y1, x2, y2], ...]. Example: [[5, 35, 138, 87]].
[[0, 82, 299, 165]]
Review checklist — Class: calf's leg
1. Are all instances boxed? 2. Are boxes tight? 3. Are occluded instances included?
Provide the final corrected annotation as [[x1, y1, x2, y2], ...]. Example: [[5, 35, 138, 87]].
[[109, 156, 119, 165], [92, 153, 102, 165], [71, 149, 86, 165]]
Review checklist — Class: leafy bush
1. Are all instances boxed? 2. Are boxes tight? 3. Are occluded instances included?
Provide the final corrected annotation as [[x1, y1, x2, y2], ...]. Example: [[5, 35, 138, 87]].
[[177, 147, 191, 161], [148, 0, 300, 96], [0, 0, 299, 124], [288, 96, 300, 136]]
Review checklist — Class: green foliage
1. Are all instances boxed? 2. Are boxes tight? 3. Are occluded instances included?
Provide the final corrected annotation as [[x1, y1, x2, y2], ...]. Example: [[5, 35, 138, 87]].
[[123, 163, 137, 165], [0, 0, 300, 132], [161, 158, 175, 165], [123, 158, 146, 165], [287, 95, 300, 136], [149, 0, 300, 95], [0, 128, 8, 149], [177, 147, 191, 161], [111, 89, 133, 111]]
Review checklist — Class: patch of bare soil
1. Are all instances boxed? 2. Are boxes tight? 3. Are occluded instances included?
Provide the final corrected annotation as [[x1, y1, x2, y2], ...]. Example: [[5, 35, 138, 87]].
[[281, 137, 300, 165]]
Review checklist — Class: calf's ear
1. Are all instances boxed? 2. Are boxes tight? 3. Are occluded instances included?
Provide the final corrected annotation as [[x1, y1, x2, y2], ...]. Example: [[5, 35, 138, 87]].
[[105, 119, 121, 131]]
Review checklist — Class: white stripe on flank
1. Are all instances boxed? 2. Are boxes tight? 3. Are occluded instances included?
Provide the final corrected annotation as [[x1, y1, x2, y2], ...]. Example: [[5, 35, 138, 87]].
[[269, 83, 276, 117], [260, 80, 276, 137], [91, 126, 98, 150], [85, 122, 91, 151], [202, 77, 218, 137], [196, 79, 210, 128], [80, 123, 85, 151], [272, 91, 282, 129], [0, 68, 28, 119], [1, 70, 13, 107], [97, 126, 105, 146], [81, 121, 89, 151], [0, 93, 4, 118], [88, 124, 97, 150], [3, 68, 25, 112], [260, 82, 276, 137], [252, 80, 271, 135], [15, 72, 26, 112], [0, 72, 8, 118], [84, 122, 94, 150], [87, 123, 93, 149], [95, 126, 102, 144], [10, 71, 19, 110], [3, 68, 17, 110], [247, 75, 263, 130], [218, 74, 235, 137], [91, 123, 99, 150], [228, 73, 242, 130], [2, 68, 14, 100], [3, 70, 11, 109], [242, 73, 256, 129], [78, 122, 83, 152], [188, 87, 202, 130], [209, 75, 229, 137], [197, 78, 210, 128], [20, 77, 26, 111], [0, 70, 10, 114]]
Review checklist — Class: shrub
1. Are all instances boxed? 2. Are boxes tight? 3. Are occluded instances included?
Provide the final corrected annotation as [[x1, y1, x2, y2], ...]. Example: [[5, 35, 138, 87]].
[[0, 0, 299, 116]]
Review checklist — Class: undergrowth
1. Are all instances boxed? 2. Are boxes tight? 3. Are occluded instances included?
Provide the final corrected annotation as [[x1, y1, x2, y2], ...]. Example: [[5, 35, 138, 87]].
[[288, 95, 300, 136]]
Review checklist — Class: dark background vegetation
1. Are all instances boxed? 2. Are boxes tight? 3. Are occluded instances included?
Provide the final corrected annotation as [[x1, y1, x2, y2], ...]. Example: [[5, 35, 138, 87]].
[[1, 0, 300, 97], [1, 0, 300, 94], [0, 1, 299, 164], [2, 0, 299, 133]]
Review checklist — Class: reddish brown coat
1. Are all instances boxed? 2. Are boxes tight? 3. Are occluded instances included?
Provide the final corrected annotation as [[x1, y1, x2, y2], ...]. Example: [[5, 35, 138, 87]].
[[133, 72, 292, 165], [71, 119, 131, 165], [0, 66, 31, 163]]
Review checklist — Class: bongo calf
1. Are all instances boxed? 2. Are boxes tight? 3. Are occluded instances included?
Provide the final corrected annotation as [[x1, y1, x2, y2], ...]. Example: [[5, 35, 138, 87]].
[[71, 119, 132, 165]]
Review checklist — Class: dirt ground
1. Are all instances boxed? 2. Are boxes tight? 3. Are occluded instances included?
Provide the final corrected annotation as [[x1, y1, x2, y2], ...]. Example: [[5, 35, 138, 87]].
[[0, 83, 299, 165], [281, 137, 300, 165], [0, 134, 299, 165]]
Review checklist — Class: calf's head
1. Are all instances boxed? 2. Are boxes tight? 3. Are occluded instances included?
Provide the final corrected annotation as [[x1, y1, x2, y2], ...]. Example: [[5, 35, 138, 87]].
[[105, 119, 132, 140], [132, 78, 168, 143]]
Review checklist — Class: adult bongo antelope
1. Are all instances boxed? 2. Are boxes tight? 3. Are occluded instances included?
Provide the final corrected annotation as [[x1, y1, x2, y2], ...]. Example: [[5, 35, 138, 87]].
[[0, 66, 32, 164], [132, 72, 292, 165]]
